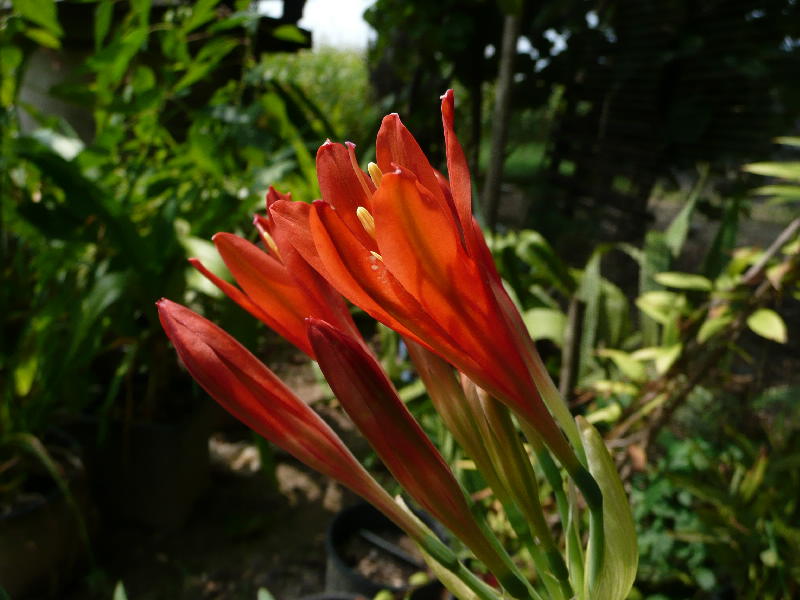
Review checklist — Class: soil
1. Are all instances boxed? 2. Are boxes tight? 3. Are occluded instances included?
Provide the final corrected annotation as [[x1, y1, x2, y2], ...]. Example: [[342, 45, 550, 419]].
[[55, 389, 374, 600], [341, 528, 424, 588]]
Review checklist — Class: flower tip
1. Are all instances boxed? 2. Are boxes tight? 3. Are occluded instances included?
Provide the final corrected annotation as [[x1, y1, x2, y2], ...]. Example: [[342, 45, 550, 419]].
[[345, 141, 356, 150], [440, 89, 454, 101]]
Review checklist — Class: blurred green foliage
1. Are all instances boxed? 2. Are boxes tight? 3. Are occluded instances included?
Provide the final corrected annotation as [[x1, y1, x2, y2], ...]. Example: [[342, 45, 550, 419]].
[[0, 0, 369, 448]]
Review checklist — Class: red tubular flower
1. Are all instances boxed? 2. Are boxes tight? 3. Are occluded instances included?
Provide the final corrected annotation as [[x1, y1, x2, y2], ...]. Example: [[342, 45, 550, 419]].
[[270, 91, 577, 470], [156, 298, 434, 546], [306, 318, 529, 597], [189, 187, 361, 359]]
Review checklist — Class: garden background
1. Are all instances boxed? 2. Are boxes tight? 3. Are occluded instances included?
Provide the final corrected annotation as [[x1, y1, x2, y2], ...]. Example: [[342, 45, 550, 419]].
[[1, 0, 799, 598]]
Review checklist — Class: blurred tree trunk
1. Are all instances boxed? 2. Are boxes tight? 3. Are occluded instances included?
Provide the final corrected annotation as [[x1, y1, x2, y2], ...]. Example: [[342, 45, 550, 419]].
[[483, 14, 519, 232]]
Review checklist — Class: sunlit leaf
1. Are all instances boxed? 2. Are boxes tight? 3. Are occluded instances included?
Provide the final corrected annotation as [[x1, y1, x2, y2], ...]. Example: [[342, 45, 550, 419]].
[[635, 291, 684, 325], [747, 309, 787, 343], [24, 26, 61, 48], [272, 24, 309, 44], [697, 314, 732, 343], [743, 162, 800, 181], [653, 271, 713, 291], [13, 0, 62, 36], [596, 349, 646, 381], [523, 307, 567, 346], [113, 582, 128, 600], [579, 418, 637, 600]]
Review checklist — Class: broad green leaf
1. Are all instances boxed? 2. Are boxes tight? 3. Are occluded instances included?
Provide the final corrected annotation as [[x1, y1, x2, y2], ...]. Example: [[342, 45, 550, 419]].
[[0, 45, 23, 106], [586, 402, 622, 424], [653, 271, 712, 291], [578, 418, 638, 600], [24, 27, 61, 49], [272, 24, 309, 44], [753, 185, 800, 201], [14, 0, 63, 35], [775, 136, 800, 147], [635, 291, 683, 325], [174, 38, 240, 92], [743, 162, 800, 181], [747, 309, 787, 343], [13, 348, 38, 397], [639, 231, 671, 345], [596, 349, 646, 381], [67, 271, 127, 361], [183, 0, 219, 33], [94, 0, 114, 49], [256, 588, 276, 600], [590, 380, 639, 396], [703, 197, 740, 279], [523, 307, 567, 346], [697, 314, 732, 343], [578, 249, 604, 378], [632, 344, 681, 374], [664, 165, 707, 257], [113, 582, 128, 600]]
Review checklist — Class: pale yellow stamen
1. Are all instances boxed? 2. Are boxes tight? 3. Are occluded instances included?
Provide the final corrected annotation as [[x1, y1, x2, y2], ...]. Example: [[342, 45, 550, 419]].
[[356, 206, 376, 239], [370, 251, 383, 261], [259, 229, 282, 261], [367, 162, 383, 187]]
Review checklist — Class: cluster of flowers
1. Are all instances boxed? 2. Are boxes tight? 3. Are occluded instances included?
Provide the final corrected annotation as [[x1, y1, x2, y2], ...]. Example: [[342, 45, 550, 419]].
[[159, 91, 632, 600]]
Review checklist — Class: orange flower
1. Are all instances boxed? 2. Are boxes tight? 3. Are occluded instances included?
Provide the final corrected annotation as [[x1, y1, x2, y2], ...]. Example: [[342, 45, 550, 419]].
[[156, 298, 447, 557], [190, 187, 361, 359], [270, 91, 577, 470]]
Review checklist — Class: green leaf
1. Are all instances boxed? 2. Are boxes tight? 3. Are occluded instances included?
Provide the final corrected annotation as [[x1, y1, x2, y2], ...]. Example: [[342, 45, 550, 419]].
[[697, 314, 732, 343], [24, 27, 61, 49], [13, 0, 63, 36], [639, 231, 671, 345], [775, 136, 800, 148], [523, 307, 567, 346], [182, 0, 219, 33], [578, 248, 605, 378], [747, 309, 787, 343], [94, 0, 114, 49], [635, 291, 684, 325], [0, 45, 24, 106], [596, 349, 646, 381], [653, 271, 713, 291], [272, 24, 309, 44], [631, 344, 682, 374], [113, 582, 128, 600], [256, 588, 275, 600], [664, 165, 707, 257], [578, 418, 638, 600], [174, 37, 239, 92], [743, 162, 800, 182]]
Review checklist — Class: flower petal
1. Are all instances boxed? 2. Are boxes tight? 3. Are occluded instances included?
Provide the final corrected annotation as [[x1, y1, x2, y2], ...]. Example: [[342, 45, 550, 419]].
[[376, 113, 446, 205], [316, 141, 378, 251], [158, 299, 438, 551], [268, 199, 326, 275], [158, 300, 357, 485], [440, 89, 475, 245], [213, 232, 315, 355]]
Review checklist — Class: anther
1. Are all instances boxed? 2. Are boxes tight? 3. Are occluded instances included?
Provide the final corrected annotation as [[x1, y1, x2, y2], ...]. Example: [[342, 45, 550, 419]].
[[356, 206, 376, 239], [367, 162, 383, 187]]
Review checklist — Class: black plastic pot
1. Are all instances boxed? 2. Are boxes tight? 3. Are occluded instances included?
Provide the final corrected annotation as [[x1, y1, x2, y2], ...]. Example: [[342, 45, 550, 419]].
[[325, 503, 447, 600]]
